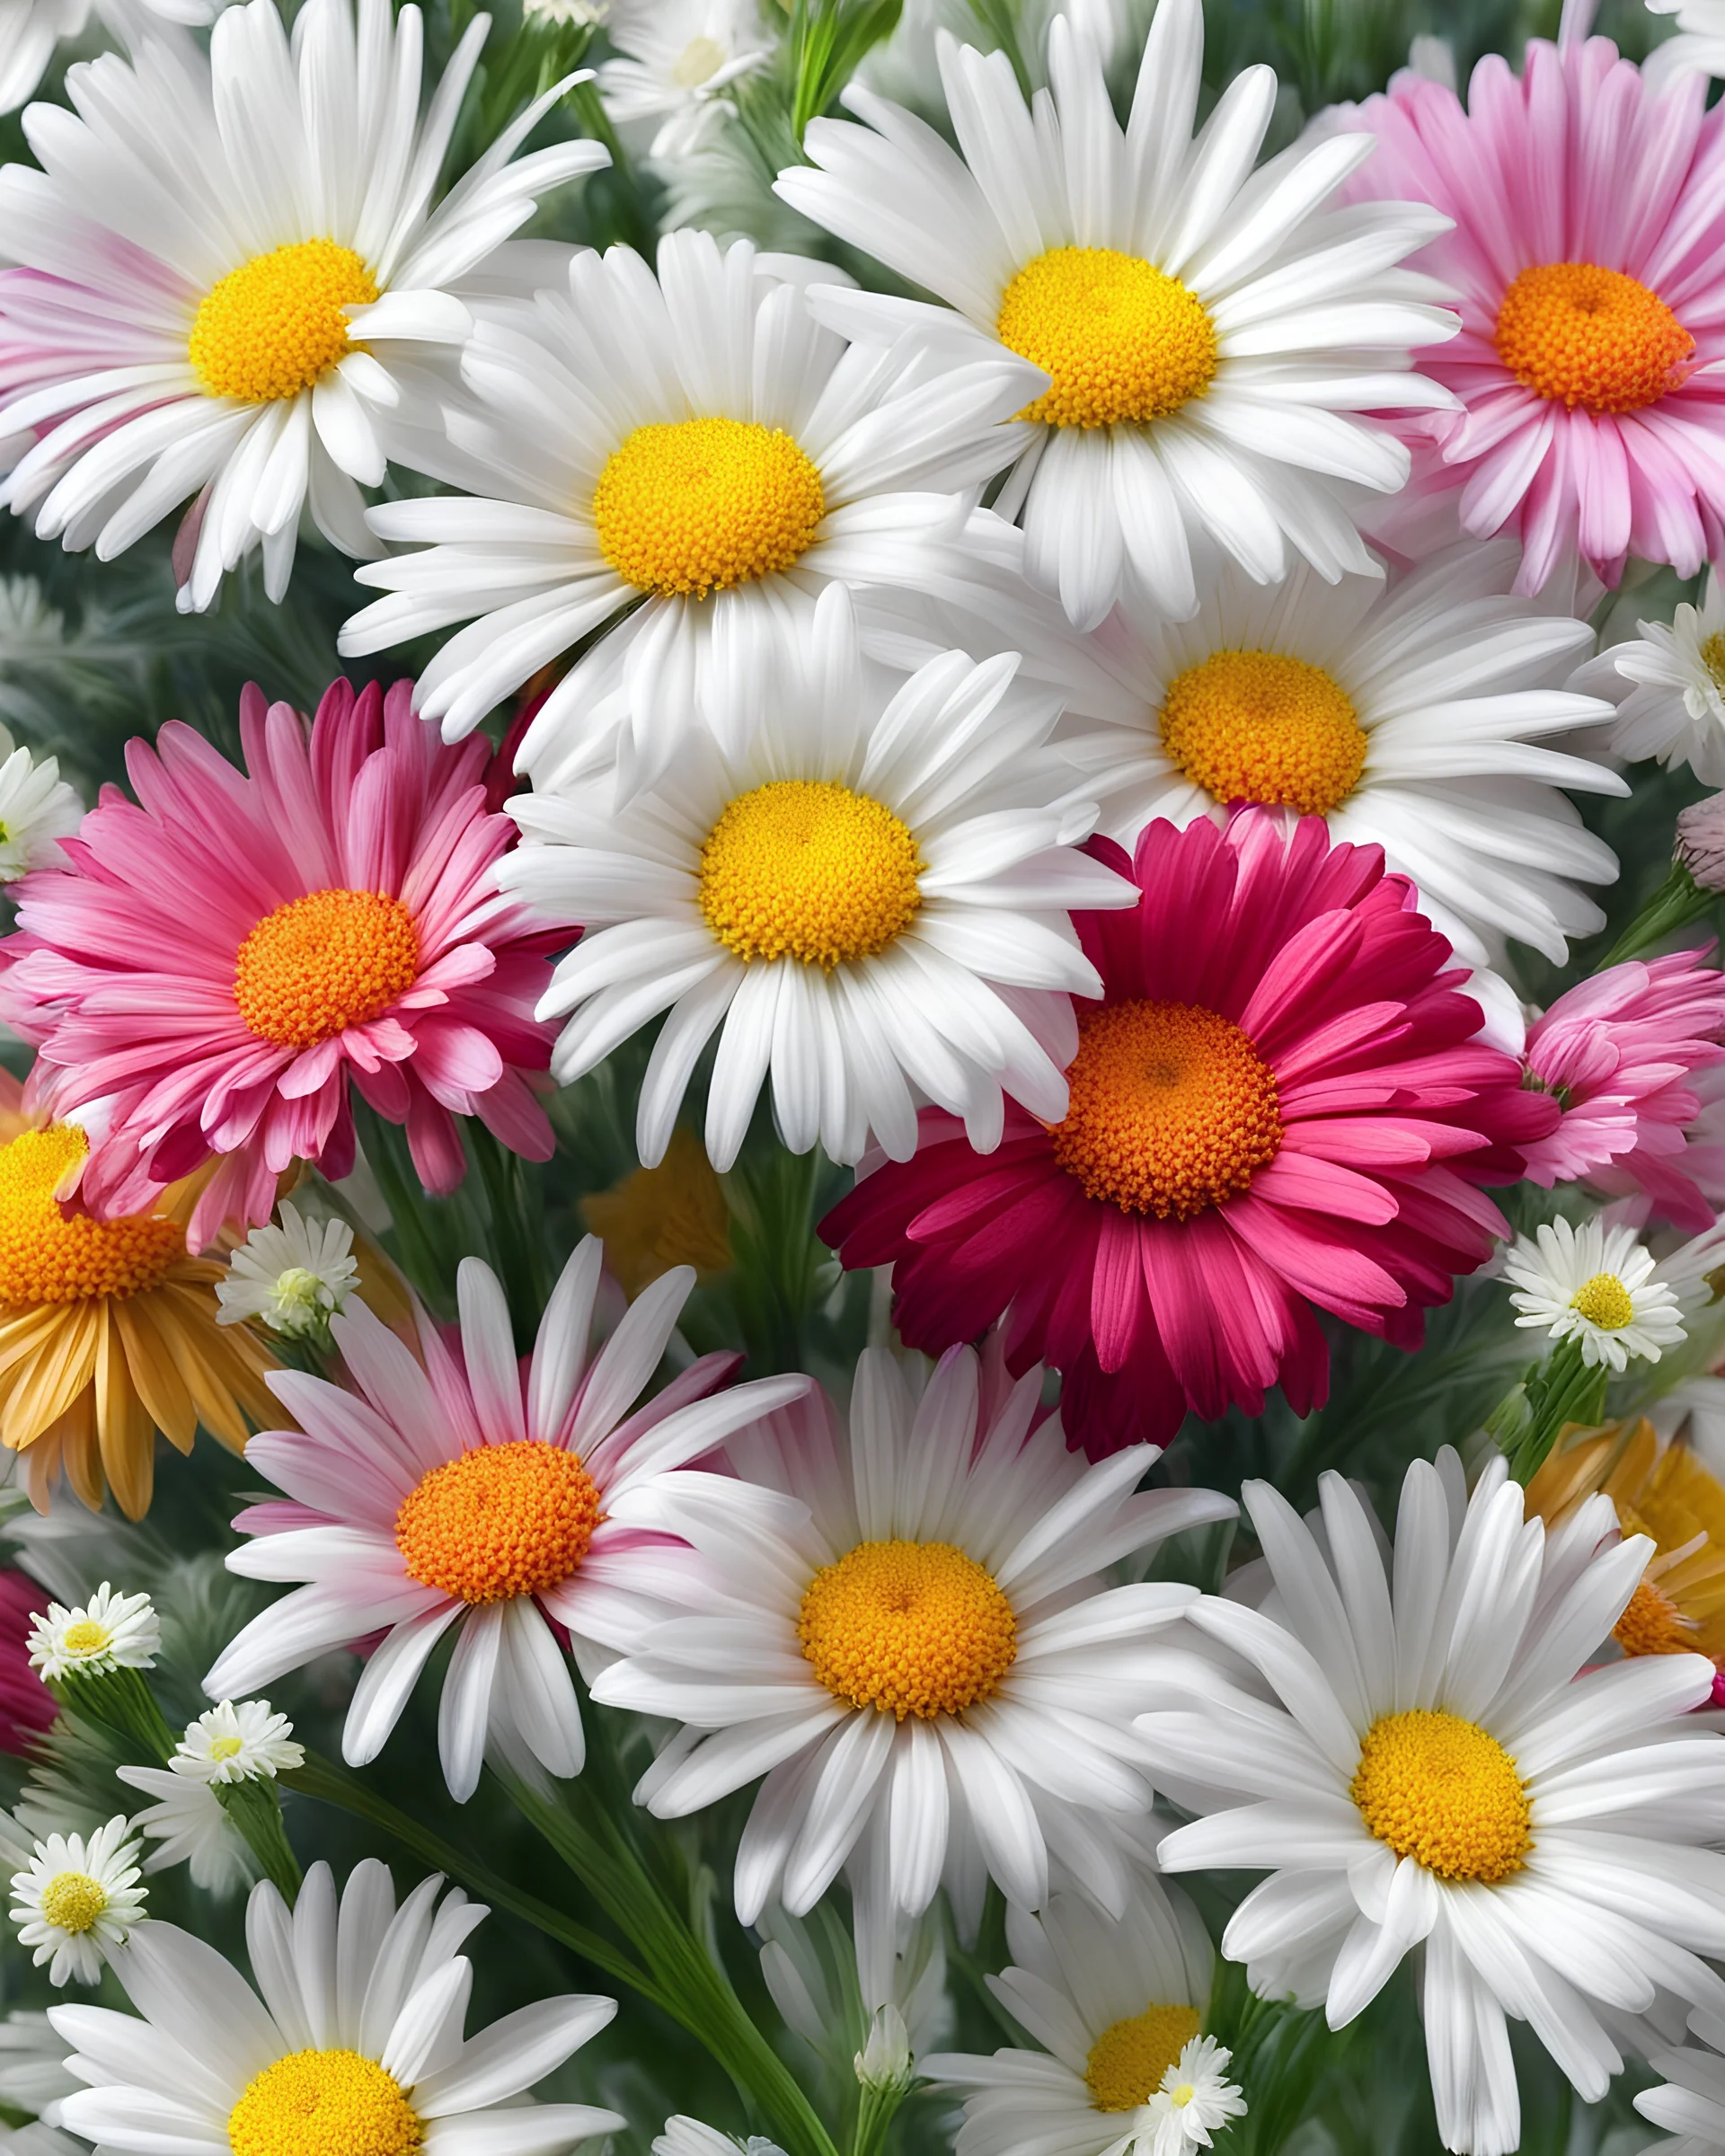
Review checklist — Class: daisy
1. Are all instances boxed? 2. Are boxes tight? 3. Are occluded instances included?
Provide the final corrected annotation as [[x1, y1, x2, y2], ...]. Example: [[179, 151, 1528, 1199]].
[[2, 676, 566, 1251], [1637, 2032, 1725, 2156], [502, 585, 1135, 1172], [1139, 2041, 1246, 2156], [0, 729, 79, 886], [170, 1697, 301, 1783], [597, 0, 773, 161], [337, 226, 1047, 785], [9, 1818, 144, 1986], [111, 1766, 253, 1895], [1342, 31, 1725, 593], [206, 1238, 809, 1801], [773, 0, 1456, 629], [588, 1340, 1236, 1933], [1503, 1215, 1688, 1370], [27, 1581, 157, 1683], [822, 810, 1550, 1456], [1145, 1455, 1725, 2156], [1581, 570, 1725, 783], [216, 1201, 358, 1339], [47, 1859, 624, 2156], [0, 0, 220, 116], [0, 0, 608, 612]]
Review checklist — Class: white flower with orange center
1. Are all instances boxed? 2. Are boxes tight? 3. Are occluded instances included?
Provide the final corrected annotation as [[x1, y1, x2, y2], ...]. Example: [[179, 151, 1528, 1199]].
[[205, 1238, 809, 1801], [1144, 1454, 1725, 2156], [1503, 1215, 1687, 1373], [772, 0, 1456, 629], [589, 1341, 1235, 1938], [0, 0, 607, 613], [9, 1819, 145, 1987]]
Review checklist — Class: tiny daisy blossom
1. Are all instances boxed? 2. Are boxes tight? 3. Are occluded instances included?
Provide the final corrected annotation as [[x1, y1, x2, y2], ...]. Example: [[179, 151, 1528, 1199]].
[[0, 0, 608, 612], [1503, 1214, 1688, 1371], [338, 226, 1047, 785], [111, 1767, 252, 1895], [597, 0, 773, 162], [503, 584, 1136, 1172], [1636, 2028, 1725, 2156], [171, 1698, 302, 1784], [1141, 2040, 1246, 2156], [9, 1818, 144, 1986], [774, 0, 1457, 630], [27, 1583, 157, 1683], [0, 728, 78, 886], [206, 1239, 809, 1801], [1579, 570, 1725, 784], [1145, 1456, 1725, 2156], [46, 1859, 624, 2156], [590, 1341, 1237, 1936], [216, 1201, 358, 1338]]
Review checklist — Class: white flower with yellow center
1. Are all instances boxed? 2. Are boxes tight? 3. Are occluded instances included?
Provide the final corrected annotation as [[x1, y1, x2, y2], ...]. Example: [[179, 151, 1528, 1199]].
[[0, 0, 609, 614], [26, 1583, 158, 1683], [773, 0, 1456, 629], [502, 585, 1134, 1170], [0, 726, 80, 884], [590, 1342, 1236, 1938], [9, 1819, 145, 1986], [170, 1698, 303, 1784], [338, 225, 1046, 786], [1577, 568, 1725, 786], [46, 1859, 624, 2156], [217, 1203, 358, 1339], [1140, 2039, 1245, 2156], [1143, 1455, 1725, 2156], [597, 0, 773, 162], [1503, 1215, 1687, 1373]]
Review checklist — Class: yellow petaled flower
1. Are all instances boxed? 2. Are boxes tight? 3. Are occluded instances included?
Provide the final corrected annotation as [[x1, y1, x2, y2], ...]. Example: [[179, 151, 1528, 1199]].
[[579, 1130, 732, 1300]]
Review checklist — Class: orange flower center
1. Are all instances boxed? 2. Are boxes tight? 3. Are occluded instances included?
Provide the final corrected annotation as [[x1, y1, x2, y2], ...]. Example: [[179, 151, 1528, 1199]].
[[234, 889, 420, 1050], [1049, 999, 1282, 1218], [1493, 261, 1694, 414], [1613, 1577, 1699, 1657], [394, 1441, 602, 1604], [799, 1539, 1017, 1719], [0, 1126, 182, 1305], [1159, 649, 1367, 817]]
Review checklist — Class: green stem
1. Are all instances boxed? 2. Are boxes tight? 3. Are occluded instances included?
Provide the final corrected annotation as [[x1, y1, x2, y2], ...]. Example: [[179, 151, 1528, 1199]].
[[217, 1779, 303, 1901], [1599, 859, 1716, 967], [1497, 1336, 1609, 1485], [849, 2081, 910, 2156]]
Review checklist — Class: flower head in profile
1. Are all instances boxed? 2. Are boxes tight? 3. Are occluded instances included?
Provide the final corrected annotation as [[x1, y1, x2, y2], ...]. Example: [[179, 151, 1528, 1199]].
[[1503, 1214, 1688, 1371], [217, 1203, 358, 1340], [0, 727, 79, 886], [27, 1584, 157, 1682], [111, 1767, 252, 1895], [9, 1818, 144, 1986], [1583, 570, 1725, 784]]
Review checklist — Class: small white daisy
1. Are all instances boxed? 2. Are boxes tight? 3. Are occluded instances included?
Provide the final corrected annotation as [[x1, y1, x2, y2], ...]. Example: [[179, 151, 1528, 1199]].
[[111, 1767, 253, 1895], [1502, 1215, 1688, 1372], [1636, 2028, 1725, 2156], [26, 1583, 158, 1683], [1141, 2038, 1246, 2156], [0, 729, 80, 884], [9, 1818, 146, 1986], [774, 0, 1456, 627], [0, 2010, 79, 2123], [170, 1698, 302, 1784], [1579, 569, 1725, 785], [598, 0, 773, 162], [216, 1202, 358, 1339]]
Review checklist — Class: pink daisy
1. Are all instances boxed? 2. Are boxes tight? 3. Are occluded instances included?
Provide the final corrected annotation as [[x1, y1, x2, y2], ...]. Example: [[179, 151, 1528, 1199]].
[[1519, 949, 1725, 1230], [1343, 34, 1725, 592], [0, 676, 565, 1248], [821, 812, 1552, 1456]]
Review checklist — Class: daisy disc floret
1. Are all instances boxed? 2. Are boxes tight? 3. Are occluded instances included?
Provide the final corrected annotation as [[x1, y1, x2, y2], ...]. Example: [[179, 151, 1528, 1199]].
[[10, 1819, 144, 1986], [28, 1584, 157, 1683], [217, 1203, 358, 1339], [1504, 1215, 1687, 1371]]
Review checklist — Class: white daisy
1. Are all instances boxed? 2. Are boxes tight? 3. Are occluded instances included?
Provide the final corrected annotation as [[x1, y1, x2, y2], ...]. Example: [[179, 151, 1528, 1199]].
[[46, 1859, 624, 2156], [216, 1200, 358, 1338], [337, 225, 1046, 785], [597, 0, 773, 162], [0, 0, 220, 115], [503, 584, 1133, 1171], [1637, 2029, 1725, 2156], [111, 1766, 254, 1895], [0, 0, 609, 614], [0, 2010, 80, 2123], [658, 2122, 788, 2156], [774, 0, 1457, 628], [1140, 2038, 1246, 2156], [1503, 1215, 1688, 1372], [206, 1239, 809, 1801], [1143, 1455, 1725, 2156], [1578, 569, 1725, 785], [26, 1582, 157, 1683], [589, 1341, 1237, 1939], [170, 1697, 302, 1782], [0, 728, 80, 884], [9, 1818, 146, 1986]]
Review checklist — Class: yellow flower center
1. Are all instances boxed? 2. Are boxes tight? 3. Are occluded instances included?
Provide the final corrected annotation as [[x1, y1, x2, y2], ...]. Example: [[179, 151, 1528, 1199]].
[[38, 1871, 106, 1933], [58, 1618, 111, 1657], [1049, 1000, 1282, 1219], [1084, 2005, 1203, 2113], [1701, 629, 1725, 694], [189, 240, 379, 406], [1159, 649, 1368, 817], [208, 1734, 246, 1761], [0, 1127, 183, 1304], [1613, 1576, 1699, 1657], [673, 33, 726, 84], [995, 246, 1219, 429], [394, 1441, 602, 1606], [1350, 1708, 1532, 1884], [233, 889, 420, 1051], [697, 780, 922, 968], [1571, 1272, 1635, 1330], [592, 416, 827, 598], [799, 1539, 1017, 1720], [1493, 261, 1694, 415], [227, 2048, 421, 2156]]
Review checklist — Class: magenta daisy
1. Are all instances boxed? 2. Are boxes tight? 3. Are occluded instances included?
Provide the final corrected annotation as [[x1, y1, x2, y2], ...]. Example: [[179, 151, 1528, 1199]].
[[821, 813, 1553, 1455], [1343, 34, 1725, 591], [0, 676, 565, 1249]]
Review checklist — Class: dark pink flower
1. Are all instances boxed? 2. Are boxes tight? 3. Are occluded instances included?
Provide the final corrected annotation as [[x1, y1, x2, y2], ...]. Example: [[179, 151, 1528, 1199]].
[[0, 1569, 53, 1756]]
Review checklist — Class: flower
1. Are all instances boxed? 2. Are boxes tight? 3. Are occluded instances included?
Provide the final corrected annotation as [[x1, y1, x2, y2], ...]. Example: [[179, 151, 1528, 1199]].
[[1637, 2033, 1725, 2156], [774, 0, 1455, 628], [206, 1238, 809, 1800], [3, 677, 566, 1251], [0, 2010, 79, 2122], [1142, 2041, 1245, 2156], [170, 1698, 301, 1783], [1583, 570, 1725, 783], [1517, 952, 1725, 1229], [1503, 1214, 1688, 1370], [0, 729, 79, 886], [822, 812, 1549, 1455], [659, 2123, 788, 2156], [1678, 795, 1725, 893], [338, 227, 1046, 784], [1144, 1454, 1725, 2156], [217, 1202, 358, 1339], [582, 1129, 733, 1299], [590, 1341, 1235, 1934], [0, 1125, 279, 1517], [0, 1572, 54, 1755], [46, 1859, 624, 2156], [1341, 35, 1725, 593], [0, 0, 607, 612], [111, 1768, 252, 1895], [0, 0, 220, 115], [598, 0, 773, 161], [503, 586, 1134, 1171], [27, 1583, 157, 1682], [9, 1818, 145, 1985], [854, 2005, 913, 2093]]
